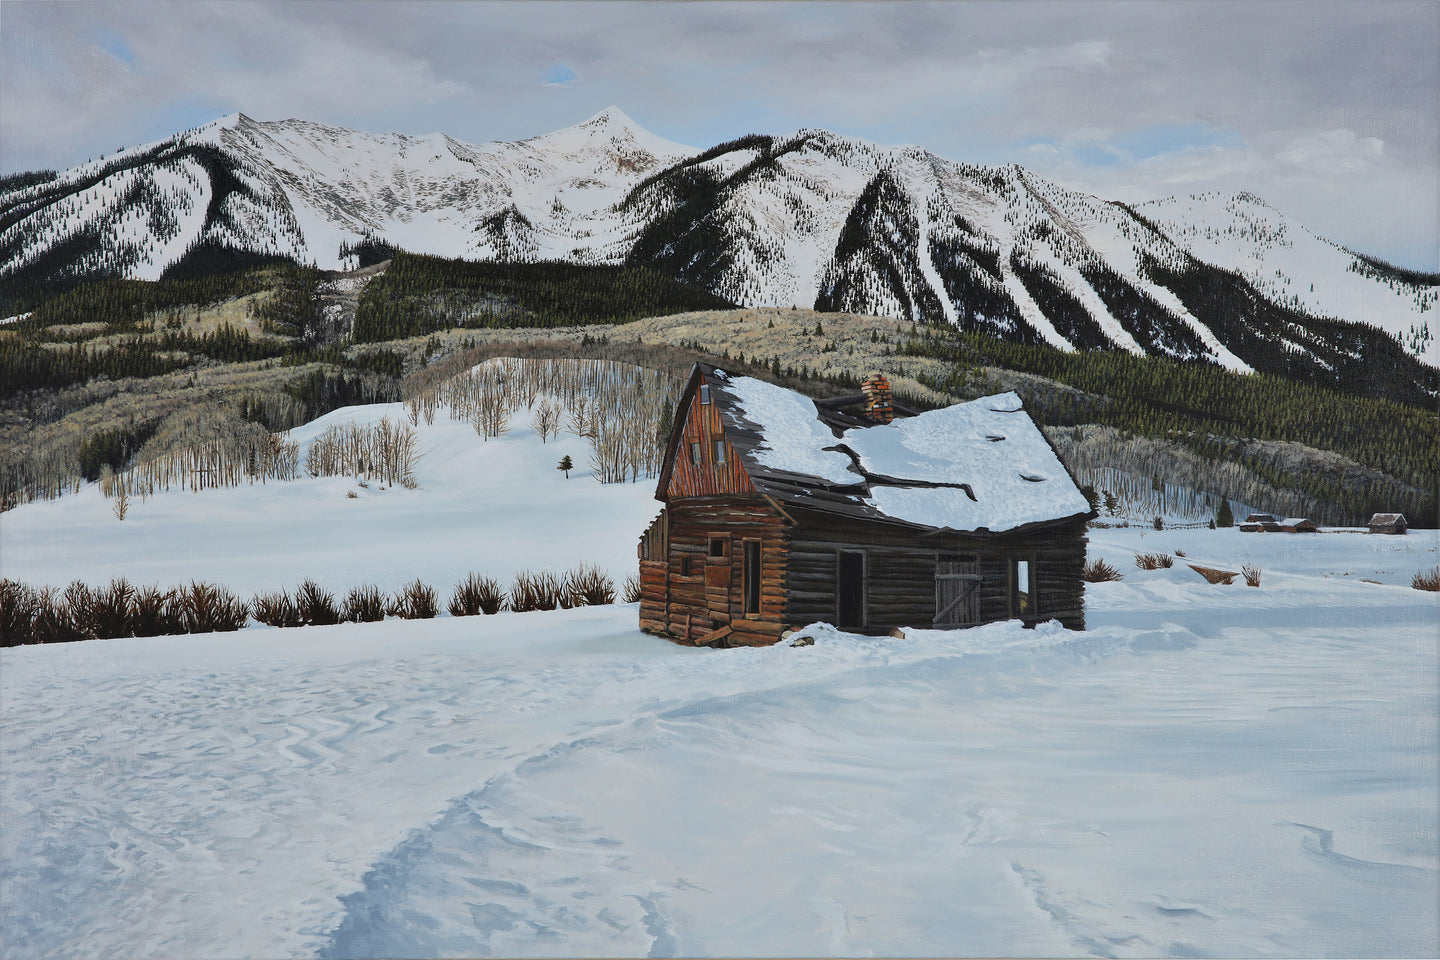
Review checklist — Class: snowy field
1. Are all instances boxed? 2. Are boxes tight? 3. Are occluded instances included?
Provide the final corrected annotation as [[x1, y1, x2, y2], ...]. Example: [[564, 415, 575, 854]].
[[1, 401, 1437, 958]]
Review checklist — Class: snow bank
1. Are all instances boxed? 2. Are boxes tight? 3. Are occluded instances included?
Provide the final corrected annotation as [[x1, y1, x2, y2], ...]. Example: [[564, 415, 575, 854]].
[[1, 394, 1435, 958]]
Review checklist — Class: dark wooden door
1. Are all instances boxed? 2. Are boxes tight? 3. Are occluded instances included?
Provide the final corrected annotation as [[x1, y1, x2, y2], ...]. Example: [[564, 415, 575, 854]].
[[743, 539, 761, 615], [935, 554, 980, 627], [837, 551, 865, 629]]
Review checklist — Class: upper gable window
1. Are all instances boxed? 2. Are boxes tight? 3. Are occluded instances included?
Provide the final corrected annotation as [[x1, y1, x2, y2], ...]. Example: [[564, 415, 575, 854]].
[[699, 384, 711, 404]]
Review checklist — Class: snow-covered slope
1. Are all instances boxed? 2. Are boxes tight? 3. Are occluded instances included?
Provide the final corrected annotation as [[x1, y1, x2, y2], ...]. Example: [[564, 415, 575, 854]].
[[1, 391, 1435, 957], [3, 109, 1435, 381]]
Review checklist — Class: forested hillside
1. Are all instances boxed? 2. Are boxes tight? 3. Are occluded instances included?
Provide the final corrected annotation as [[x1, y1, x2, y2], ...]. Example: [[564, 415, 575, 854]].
[[3, 254, 1433, 527], [350, 252, 738, 342]]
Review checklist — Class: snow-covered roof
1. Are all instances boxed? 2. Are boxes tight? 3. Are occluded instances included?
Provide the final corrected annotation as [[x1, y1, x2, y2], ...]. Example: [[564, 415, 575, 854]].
[[705, 368, 1090, 535]]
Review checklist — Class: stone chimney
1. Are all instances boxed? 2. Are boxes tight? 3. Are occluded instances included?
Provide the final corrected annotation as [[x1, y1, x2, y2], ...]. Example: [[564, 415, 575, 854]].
[[859, 372, 894, 424]]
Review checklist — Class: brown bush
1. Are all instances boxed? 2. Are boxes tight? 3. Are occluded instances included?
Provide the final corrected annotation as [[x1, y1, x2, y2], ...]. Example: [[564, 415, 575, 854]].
[[130, 584, 184, 636], [1082, 558, 1124, 582], [389, 579, 438, 619], [63, 581, 97, 639], [622, 574, 642, 604], [564, 564, 616, 606], [342, 584, 387, 622], [448, 573, 507, 616], [1134, 553, 1175, 570], [1242, 565, 1262, 587], [179, 582, 250, 633], [510, 570, 563, 612], [1, 580, 38, 645], [92, 578, 136, 639], [252, 589, 304, 628], [295, 579, 340, 625], [1413, 567, 1440, 592]]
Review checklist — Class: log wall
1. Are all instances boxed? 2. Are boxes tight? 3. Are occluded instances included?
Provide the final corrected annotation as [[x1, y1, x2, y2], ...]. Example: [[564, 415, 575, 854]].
[[643, 496, 790, 646], [783, 509, 1088, 633]]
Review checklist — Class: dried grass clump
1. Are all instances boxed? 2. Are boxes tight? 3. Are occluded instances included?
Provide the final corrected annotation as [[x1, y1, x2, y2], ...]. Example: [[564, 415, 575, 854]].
[[1082, 558, 1124, 582], [1412, 567, 1440, 592], [622, 574, 642, 604], [129, 584, 184, 636], [295, 579, 340, 625], [343, 584, 387, 622], [510, 570, 564, 612], [1, 580, 39, 646], [390, 579, 438, 619], [179, 582, 250, 633], [29, 586, 82, 643], [62, 581, 97, 638], [448, 573, 507, 616], [1134, 553, 1175, 570], [564, 564, 616, 606], [91, 578, 137, 638], [252, 589, 303, 628], [1242, 564, 1262, 587]]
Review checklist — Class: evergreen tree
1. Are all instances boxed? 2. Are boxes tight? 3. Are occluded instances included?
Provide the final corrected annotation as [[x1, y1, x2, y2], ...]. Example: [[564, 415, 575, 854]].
[[558, 455, 573, 479], [1217, 498, 1234, 528]]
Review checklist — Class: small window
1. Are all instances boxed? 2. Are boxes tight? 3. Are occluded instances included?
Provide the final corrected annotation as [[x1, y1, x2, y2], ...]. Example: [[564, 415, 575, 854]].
[[713, 438, 727, 464], [699, 384, 711, 404], [689, 441, 702, 466], [709, 537, 728, 558], [680, 554, 692, 577]]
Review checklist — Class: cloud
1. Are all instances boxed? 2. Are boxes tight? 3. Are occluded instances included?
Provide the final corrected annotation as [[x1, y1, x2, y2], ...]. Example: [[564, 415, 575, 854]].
[[2, 0, 1435, 268]]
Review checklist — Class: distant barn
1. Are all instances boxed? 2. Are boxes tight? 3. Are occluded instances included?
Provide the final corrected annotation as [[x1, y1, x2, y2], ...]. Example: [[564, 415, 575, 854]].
[[637, 364, 1095, 647], [1239, 514, 1318, 533], [1368, 513, 1407, 535]]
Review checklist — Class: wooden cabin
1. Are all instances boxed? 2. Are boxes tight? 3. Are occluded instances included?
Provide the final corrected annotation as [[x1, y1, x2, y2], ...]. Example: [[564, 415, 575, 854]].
[[1240, 515, 1318, 533], [637, 364, 1096, 646], [1368, 513, 1407, 535]]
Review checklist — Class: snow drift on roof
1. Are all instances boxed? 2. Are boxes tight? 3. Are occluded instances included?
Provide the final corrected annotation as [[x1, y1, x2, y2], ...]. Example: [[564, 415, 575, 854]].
[[720, 374, 1089, 534], [840, 392, 1090, 532], [723, 375, 859, 486]]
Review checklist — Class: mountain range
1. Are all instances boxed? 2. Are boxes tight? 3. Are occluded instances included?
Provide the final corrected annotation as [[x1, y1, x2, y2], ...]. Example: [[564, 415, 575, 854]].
[[2, 107, 1435, 398]]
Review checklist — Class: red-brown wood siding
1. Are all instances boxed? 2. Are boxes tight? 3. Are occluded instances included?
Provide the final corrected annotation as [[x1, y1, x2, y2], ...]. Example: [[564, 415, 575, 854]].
[[665, 374, 756, 499], [641, 497, 790, 647]]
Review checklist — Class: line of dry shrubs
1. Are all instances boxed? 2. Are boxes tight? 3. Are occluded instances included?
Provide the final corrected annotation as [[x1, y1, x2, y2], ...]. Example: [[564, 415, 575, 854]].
[[1413, 567, 1440, 591], [1134, 552, 1175, 570], [4, 565, 643, 646], [1, 578, 249, 646]]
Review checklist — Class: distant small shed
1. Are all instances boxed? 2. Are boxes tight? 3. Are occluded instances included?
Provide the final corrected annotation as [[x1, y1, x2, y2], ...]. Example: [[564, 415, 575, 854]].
[[1240, 515, 1318, 533], [1368, 513, 1407, 535]]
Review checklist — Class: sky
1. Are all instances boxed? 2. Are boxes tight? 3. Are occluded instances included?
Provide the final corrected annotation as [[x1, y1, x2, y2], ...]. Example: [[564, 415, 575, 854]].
[[3, 0, 1436, 270]]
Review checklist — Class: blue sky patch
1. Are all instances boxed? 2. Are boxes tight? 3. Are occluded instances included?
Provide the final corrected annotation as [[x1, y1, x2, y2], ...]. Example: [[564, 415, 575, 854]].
[[94, 26, 134, 65], [543, 64, 577, 87]]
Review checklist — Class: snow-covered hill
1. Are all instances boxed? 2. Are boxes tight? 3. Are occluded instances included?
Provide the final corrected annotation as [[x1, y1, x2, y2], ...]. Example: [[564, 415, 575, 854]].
[[2, 108, 1435, 377], [1, 391, 1435, 958]]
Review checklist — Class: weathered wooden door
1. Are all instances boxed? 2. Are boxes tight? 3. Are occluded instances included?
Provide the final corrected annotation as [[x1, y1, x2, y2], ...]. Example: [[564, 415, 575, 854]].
[[837, 550, 865, 629], [705, 536, 731, 625], [935, 554, 980, 627]]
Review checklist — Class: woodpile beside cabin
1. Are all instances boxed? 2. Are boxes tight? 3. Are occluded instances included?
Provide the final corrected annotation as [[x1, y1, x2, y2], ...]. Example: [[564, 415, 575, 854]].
[[1239, 514, 1319, 533], [1367, 513, 1407, 535], [637, 364, 1096, 647]]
